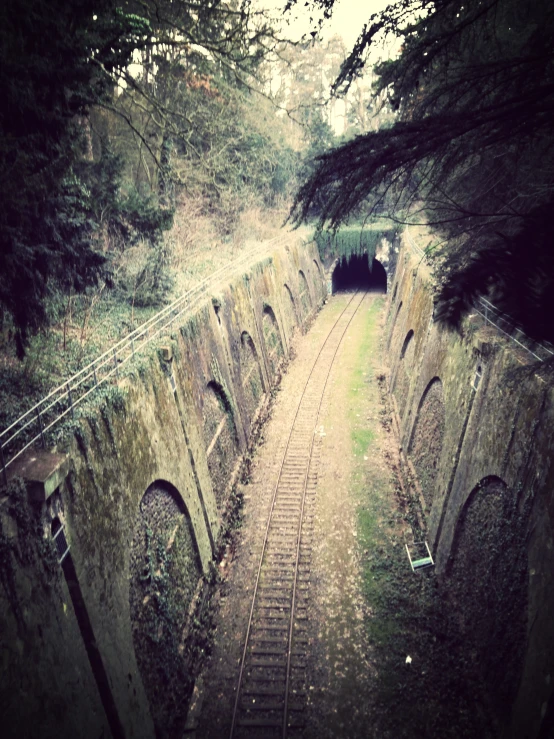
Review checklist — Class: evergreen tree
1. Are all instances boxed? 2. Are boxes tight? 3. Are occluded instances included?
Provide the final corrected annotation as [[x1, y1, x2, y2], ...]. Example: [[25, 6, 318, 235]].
[[0, 0, 153, 354], [0, 0, 283, 354], [289, 0, 554, 343]]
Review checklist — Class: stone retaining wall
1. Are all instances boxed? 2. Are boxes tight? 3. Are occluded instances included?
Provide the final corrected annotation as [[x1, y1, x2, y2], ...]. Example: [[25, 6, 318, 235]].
[[0, 235, 326, 739], [385, 233, 554, 739]]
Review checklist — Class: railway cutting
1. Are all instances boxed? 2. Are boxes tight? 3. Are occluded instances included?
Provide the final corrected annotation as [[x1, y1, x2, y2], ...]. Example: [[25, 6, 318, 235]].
[[228, 291, 368, 739]]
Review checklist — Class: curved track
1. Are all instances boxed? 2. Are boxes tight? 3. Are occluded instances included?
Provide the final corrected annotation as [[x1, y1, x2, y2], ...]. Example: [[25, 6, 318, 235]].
[[229, 291, 368, 739]]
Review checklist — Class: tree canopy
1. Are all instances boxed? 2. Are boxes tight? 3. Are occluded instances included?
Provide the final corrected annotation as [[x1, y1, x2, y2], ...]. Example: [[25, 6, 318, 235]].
[[289, 0, 554, 343], [0, 0, 142, 353], [0, 0, 284, 355]]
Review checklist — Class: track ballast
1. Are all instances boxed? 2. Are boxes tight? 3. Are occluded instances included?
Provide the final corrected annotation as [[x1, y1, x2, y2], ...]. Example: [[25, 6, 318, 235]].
[[229, 291, 367, 739]]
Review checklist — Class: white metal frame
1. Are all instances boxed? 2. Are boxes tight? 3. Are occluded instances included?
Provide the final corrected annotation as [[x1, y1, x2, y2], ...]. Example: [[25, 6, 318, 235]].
[[405, 540, 434, 572]]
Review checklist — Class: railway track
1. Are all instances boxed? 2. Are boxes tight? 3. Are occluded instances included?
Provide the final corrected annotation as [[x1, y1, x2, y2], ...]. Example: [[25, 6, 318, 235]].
[[229, 291, 368, 739]]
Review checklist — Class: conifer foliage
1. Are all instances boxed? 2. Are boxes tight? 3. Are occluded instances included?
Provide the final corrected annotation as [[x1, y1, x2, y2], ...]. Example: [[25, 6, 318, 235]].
[[289, 0, 554, 343], [0, 0, 284, 355], [0, 0, 154, 354]]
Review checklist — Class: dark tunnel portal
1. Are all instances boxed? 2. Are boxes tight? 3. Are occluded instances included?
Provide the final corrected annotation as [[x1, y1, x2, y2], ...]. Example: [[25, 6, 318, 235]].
[[332, 254, 387, 294]]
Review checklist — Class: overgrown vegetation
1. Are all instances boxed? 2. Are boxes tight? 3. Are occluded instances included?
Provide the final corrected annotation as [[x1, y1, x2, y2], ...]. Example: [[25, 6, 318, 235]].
[[0, 478, 61, 621], [129, 484, 203, 737], [313, 221, 396, 263], [1, 1, 384, 449], [290, 0, 554, 344], [347, 330, 524, 738], [0, 0, 295, 357]]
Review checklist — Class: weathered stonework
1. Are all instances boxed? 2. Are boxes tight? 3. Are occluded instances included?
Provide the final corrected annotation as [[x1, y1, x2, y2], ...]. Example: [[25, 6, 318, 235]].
[[129, 481, 202, 737], [0, 235, 325, 738], [385, 232, 554, 739]]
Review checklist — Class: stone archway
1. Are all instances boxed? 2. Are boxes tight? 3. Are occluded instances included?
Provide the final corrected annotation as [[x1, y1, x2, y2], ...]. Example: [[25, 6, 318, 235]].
[[446, 476, 528, 722], [298, 270, 312, 317], [283, 283, 299, 329], [203, 381, 239, 506], [312, 259, 326, 299], [313, 259, 323, 280], [408, 377, 445, 509], [240, 331, 265, 419], [388, 299, 403, 349], [393, 329, 415, 417], [129, 481, 202, 738], [262, 305, 284, 378]]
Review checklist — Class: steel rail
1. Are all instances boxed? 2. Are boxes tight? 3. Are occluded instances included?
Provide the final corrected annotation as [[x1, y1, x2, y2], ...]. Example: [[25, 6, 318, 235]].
[[229, 290, 367, 739], [3, 238, 275, 436], [1, 231, 302, 481], [281, 291, 367, 739]]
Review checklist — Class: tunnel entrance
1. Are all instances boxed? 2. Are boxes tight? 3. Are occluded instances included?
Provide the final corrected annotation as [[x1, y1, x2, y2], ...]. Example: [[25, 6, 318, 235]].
[[331, 253, 387, 293]]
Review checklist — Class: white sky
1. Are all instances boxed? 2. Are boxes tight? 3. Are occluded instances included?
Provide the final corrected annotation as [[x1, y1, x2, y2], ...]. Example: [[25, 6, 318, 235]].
[[263, 0, 397, 61]]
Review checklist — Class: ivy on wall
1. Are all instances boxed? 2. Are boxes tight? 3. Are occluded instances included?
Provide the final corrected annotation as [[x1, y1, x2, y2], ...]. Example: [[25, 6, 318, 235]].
[[314, 223, 396, 264]]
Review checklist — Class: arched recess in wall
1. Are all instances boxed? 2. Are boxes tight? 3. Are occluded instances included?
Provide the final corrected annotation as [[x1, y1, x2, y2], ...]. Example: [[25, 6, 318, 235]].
[[408, 376, 445, 510], [283, 283, 299, 330], [387, 300, 403, 348], [312, 259, 325, 299], [129, 480, 202, 738], [298, 270, 312, 318], [262, 305, 284, 378], [393, 330, 415, 418], [202, 381, 239, 507], [446, 476, 528, 722], [240, 331, 265, 419]]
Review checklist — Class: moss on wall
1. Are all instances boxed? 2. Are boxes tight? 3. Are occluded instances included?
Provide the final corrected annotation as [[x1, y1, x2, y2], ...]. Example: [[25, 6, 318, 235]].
[[129, 481, 202, 737], [408, 377, 445, 510], [446, 477, 529, 726], [385, 232, 554, 739], [0, 479, 110, 739], [0, 233, 327, 738]]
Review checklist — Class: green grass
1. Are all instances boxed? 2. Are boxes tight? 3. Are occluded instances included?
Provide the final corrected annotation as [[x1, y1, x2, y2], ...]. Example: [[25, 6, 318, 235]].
[[351, 427, 375, 457], [343, 296, 405, 639], [344, 296, 494, 738]]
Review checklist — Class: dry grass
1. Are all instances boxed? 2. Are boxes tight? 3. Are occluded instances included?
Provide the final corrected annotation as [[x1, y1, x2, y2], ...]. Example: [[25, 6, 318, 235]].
[[0, 198, 295, 433], [168, 197, 290, 295]]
